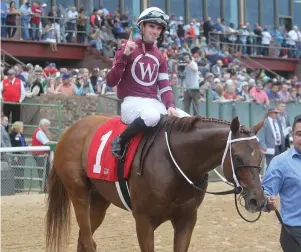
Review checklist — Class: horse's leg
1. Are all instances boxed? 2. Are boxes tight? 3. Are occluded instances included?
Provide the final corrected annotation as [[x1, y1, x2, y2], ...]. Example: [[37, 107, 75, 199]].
[[171, 211, 198, 252], [68, 181, 95, 252], [134, 214, 155, 252], [89, 190, 111, 250]]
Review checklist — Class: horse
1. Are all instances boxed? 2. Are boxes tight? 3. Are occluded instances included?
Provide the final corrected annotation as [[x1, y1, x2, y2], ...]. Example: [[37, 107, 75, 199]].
[[46, 115, 266, 252]]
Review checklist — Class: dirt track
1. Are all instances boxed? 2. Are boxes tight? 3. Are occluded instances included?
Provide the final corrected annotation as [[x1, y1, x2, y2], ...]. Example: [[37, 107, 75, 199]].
[[1, 182, 282, 252]]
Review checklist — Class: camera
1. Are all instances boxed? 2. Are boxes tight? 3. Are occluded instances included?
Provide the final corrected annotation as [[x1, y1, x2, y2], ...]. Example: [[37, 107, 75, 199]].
[[177, 61, 187, 73]]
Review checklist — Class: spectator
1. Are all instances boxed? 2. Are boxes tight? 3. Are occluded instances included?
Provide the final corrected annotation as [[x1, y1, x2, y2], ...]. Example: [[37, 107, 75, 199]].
[[278, 84, 291, 103], [74, 73, 95, 96], [0, 68, 26, 123], [9, 121, 26, 191], [30, 1, 41, 41], [55, 74, 74, 95], [238, 81, 251, 102], [46, 78, 57, 94], [19, 0, 30, 40], [89, 28, 103, 52], [258, 108, 285, 167], [249, 82, 269, 106], [66, 6, 78, 42], [182, 53, 199, 115], [261, 27, 272, 56], [57, 4, 67, 43], [290, 88, 301, 103], [262, 115, 301, 252], [287, 26, 298, 58], [10, 120, 26, 147], [1, 0, 7, 38], [48, 5, 60, 43], [32, 118, 51, 192], [266, 82, 280, 102], [76, 7, 86, 43], [6, 1, 19, 38], [41, 20, 58, 52], [277, 103, 292, 151], [1, 115, 11, 147], [44, 63, 58, 78]]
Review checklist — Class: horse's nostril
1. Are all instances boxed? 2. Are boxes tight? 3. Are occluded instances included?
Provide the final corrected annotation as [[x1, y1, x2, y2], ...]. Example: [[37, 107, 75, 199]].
[[250, 198, 257, 206]]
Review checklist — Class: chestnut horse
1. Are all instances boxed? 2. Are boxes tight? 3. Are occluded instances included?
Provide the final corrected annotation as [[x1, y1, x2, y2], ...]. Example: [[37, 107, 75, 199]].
[[46, 115, 265, 252]]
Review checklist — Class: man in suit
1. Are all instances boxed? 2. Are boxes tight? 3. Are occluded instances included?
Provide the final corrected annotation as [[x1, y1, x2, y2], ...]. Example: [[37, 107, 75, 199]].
[[1, 115, 11, 148], [277, 103, 292, 151], [258, 108, 285, 167]]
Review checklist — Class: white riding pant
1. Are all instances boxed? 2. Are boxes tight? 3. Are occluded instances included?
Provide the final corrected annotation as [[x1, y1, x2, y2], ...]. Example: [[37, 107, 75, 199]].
[[121, 96, 167, 127], [121, 96, 191, 126]]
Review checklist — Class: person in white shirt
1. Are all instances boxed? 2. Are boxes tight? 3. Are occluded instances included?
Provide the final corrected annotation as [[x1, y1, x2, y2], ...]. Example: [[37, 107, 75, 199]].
[[66, 6, 78, 42], [182, 53, 200, 115], [32, 118, 51, 192], [261, 27, 272, 56], [287, 26, 299, 58]]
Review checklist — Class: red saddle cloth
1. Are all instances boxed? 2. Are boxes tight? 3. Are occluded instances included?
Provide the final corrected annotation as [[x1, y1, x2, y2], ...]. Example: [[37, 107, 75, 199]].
[[87, 117, 143, 181]]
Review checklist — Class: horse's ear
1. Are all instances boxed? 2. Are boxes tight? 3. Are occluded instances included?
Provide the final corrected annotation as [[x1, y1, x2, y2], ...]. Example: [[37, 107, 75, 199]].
[[251, 120, 265, 135], [230, 117, 240, 134]]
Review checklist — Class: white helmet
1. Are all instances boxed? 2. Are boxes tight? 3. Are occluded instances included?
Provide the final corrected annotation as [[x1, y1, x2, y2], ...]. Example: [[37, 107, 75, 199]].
[[137, 7, 169, 29]]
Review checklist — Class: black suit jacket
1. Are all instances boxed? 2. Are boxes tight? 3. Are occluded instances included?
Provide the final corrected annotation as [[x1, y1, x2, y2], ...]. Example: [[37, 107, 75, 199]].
[[10, 132, 27, 148]]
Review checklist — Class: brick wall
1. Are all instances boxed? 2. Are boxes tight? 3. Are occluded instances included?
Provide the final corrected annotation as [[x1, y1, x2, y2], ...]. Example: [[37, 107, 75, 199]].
[[22, 95, 120, 141]]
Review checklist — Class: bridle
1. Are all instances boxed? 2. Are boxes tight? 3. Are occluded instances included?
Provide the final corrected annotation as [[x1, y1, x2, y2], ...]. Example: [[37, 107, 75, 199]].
[[164, 125, 263, 223]]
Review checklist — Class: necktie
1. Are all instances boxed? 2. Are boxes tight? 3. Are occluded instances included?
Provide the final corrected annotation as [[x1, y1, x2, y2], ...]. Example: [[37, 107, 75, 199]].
[[273, 120, 280, 145]]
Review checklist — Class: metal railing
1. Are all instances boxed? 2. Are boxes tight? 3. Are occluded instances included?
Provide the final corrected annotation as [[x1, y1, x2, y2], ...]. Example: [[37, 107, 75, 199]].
[[208, 31, 301, 58], [172, 86, 301, 127], [0, 145, 56, 195], [1, 101, 63, 137], [207, 32, 293, 81], [1, 22, 89, 44], [1, 48, 26, 66]]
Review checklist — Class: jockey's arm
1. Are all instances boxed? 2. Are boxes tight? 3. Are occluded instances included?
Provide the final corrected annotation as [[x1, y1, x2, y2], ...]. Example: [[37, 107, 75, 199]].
[[158, 58, 176, 109], [106, 47, 129, 88]]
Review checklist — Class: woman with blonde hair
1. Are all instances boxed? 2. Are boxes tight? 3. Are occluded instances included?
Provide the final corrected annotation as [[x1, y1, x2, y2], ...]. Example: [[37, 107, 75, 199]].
[[10, 121, 27, 147], [9, 121, 27, 192]]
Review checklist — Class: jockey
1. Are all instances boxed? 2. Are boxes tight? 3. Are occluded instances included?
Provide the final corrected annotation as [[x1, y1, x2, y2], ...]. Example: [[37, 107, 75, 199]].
[[106, 7, 179, 159]]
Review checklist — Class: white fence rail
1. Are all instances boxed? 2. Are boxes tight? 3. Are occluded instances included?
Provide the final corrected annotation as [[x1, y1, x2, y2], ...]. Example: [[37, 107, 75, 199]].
[[1, 146, 55, 196]]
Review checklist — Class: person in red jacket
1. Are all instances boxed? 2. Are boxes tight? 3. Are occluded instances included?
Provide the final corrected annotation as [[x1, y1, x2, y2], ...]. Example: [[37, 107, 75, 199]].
[[32, 118, 51, 192], [106, 7, 179, 159], [30, 1, 41, 40], [1, 68, 26, 123]]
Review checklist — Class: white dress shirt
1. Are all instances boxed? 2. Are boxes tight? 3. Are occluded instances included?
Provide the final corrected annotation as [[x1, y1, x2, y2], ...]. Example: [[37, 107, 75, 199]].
[[268, 117, 281, 146]]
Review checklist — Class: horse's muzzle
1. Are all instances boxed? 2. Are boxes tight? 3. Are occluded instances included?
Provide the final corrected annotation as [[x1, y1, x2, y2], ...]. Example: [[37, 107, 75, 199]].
[[245, 188, 265, 213]]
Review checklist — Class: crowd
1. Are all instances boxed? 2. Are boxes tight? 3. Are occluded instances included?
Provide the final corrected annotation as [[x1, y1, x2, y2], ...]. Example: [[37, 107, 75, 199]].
[[1, 1, 130, 53], [1, 0, 301, 58]]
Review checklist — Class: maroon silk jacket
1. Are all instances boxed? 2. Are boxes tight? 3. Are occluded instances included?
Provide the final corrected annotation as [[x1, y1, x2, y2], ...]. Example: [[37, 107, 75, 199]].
[[106, 39, 175, 109]]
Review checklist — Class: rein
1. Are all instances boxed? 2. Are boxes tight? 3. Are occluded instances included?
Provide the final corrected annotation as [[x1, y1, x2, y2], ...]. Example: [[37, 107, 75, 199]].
[[164, 122, 262, 223]]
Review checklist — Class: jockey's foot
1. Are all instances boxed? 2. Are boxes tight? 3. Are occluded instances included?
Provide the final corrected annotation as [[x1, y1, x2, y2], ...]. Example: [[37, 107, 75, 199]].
[[111, 136, 124, 159]]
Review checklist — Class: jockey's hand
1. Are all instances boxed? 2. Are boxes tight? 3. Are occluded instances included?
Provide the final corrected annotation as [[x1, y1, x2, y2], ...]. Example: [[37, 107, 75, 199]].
[[167, 107, 180, 117], [266, 196, 277, 211], [124, 31, 137, 56]]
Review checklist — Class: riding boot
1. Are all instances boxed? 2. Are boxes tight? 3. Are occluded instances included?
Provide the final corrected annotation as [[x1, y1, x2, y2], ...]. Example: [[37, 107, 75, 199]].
[[111, 117, 148, 159]]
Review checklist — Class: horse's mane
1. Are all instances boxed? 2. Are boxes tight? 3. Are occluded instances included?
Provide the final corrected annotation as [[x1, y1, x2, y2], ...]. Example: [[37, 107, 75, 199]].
[[167, 116, 251, 134]]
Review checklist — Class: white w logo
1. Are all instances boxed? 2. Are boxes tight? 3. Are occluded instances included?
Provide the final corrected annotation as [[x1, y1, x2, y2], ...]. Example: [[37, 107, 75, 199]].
[[131, 53, 160, 86], [138, 63, 158, 80]]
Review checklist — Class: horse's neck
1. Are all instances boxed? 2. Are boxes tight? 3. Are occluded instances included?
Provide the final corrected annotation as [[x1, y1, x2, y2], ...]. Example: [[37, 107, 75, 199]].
[[170, 126, 229, 179]]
